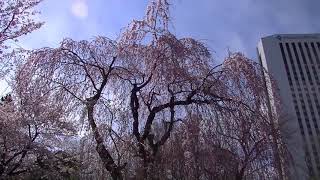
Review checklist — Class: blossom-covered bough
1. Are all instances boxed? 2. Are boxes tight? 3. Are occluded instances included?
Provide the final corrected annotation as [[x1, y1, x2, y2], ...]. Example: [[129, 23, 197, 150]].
[[0, 0, 78, 178], [16, 36, 126, 179], [0, 0, 43, 51], [217, 53, 289, 180]]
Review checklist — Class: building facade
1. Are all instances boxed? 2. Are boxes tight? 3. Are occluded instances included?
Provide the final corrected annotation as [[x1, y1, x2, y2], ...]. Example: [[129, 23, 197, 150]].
[[257, 34, 320, 179]]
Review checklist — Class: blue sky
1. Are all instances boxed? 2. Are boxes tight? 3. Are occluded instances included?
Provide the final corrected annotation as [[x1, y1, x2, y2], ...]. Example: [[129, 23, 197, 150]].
[[18, 0, 320, 61]]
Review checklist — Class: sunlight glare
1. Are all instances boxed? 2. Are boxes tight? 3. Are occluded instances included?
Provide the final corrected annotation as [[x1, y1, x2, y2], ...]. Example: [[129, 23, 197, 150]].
[[71, 0, 88, 19]]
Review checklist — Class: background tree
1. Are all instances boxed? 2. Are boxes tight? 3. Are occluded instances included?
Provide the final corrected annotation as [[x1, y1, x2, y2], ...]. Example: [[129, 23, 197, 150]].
[[0, 84, 76, 178], [0, 0, 43, 80], [0, 0, 43, 51], [16, 37, 128, 179]]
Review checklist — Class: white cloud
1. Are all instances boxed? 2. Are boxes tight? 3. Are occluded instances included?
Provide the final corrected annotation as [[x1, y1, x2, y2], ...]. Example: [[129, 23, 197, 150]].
[[71, 0, 88, 19]]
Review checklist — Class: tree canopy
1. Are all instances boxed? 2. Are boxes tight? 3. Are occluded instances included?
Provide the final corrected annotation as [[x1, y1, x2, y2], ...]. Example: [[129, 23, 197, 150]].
[[0, 0, 291, 180]]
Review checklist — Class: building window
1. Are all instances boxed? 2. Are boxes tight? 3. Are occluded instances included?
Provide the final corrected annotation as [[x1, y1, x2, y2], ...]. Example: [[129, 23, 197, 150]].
[[292, 43, 306, 82], [298, 42, 313, 84], [311, 66, 319, 83], [280, 43, 293, 86], [317, 42, 320, 57], [305, 42, 314, 64], [311, 43, 320, 65]]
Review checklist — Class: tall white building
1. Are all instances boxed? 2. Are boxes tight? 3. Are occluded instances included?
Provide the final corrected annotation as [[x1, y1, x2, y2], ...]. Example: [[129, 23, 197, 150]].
[[258, 34, 320, 179]]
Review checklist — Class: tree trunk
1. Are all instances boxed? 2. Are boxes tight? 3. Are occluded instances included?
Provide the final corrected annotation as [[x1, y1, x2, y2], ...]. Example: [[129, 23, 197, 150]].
[[236, 168, 244, 180], [87, 103, 123, 180], [0, 166, 3, 178]]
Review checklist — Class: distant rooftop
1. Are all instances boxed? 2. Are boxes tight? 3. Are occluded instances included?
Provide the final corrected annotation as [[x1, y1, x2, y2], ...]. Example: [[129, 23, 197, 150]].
[[262, 33, 320, 40]]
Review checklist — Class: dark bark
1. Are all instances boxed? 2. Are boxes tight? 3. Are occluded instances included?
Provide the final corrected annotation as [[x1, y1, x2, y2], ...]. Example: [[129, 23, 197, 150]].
[[0, 125, 39, 177], [87, 102, 123, 180], [0, 165, 3, 177], [235, 168, 245, 180]]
